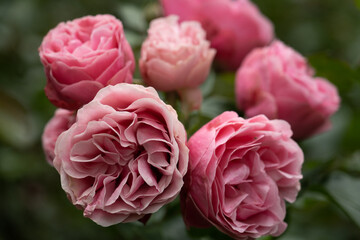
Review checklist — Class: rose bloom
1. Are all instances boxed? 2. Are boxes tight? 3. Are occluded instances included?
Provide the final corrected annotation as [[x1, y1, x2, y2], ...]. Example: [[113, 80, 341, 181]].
[[140, 15, 215, 92], [53, 83, 189, 226], [160, 0, 273, 70], [181, 112, 303, 239], [42, 109, 75, 165], [235, 40, 340, 140], [39, 14, 135, 110]]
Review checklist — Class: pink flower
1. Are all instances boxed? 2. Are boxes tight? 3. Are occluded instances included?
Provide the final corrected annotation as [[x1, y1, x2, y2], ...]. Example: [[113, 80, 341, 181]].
[[53, 83, 189, 226], [181, 112, 303, 239], [42, 109, 75, 165], [39, 14, 135, 110], [140, 16, 215, 109], [235, 41, 340, 139], [160, 0, 273, 70]]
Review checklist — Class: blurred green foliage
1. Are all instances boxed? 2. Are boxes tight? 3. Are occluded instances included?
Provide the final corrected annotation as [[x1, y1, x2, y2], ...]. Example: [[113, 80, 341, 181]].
[[0, 0, 360, 239]]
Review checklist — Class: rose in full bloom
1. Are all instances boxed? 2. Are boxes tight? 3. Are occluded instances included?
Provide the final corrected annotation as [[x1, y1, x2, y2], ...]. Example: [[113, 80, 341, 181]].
[[160, 0, 273, 70], [42, 109, 75, 165], [53, 83, 189, 226], [235, 40, 340, 140], [181, 112, 303, 239], [140, 15, 215, 109], [39, 14, 135, 110]]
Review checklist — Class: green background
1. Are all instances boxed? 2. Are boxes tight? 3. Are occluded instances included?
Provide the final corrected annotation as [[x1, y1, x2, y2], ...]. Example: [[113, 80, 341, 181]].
[[0, 0, 360, 239]]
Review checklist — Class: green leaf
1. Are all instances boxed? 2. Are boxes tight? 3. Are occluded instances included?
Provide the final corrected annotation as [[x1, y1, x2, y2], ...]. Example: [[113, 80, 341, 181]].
[[117, 4, 147, 33], [340, 151, 360, 175], [300, 105, 350, 161], [278, 191, 360, 240], [124, 30, 145, 48], [200, 70, 216, 98], [186, 112, 211, 137], [161, 216, 193, 240], [201, 96, 235, 119], [325, 171, 360, 228], [341, 109, 360, 154], [308, 54, 360, 94], [212, 72, 236, 100], [355, 0, 360, 9]]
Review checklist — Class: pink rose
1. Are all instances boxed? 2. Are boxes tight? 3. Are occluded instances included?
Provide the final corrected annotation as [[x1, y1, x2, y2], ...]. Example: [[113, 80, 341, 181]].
[[160, 0, 273, 70], [42, 109, 75, 165], [39, 14, 135, 110], [181, 112, 303, 239], [140, 16, 215, 109], [53, 83, 189, 226], [235, 41, 340, 139]]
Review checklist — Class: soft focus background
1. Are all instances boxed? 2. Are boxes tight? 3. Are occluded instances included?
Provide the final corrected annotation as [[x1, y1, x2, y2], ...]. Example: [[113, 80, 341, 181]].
[[1, 0, 360, 239]]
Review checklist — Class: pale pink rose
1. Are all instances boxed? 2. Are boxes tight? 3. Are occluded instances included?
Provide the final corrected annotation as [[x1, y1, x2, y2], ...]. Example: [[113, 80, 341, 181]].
[[181, 112, 303, 239], [39, 14, 135, 110], [235, 40, 340, 140], [140, 15, 215, 110], [42, 109, 75, 165], [53, 83, 189, 226], [160, 0, 273, 70]]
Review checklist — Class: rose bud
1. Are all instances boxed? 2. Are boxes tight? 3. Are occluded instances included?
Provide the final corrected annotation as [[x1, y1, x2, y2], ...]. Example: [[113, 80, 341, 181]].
[[139, 15, 216, 110], [39, 14, 135, 110], [181, 112, 303, 239], [42, 109, 75, 165], [53, 83, 189, 226], [160, 0, 273, 70], [235, 40, 340, 140]]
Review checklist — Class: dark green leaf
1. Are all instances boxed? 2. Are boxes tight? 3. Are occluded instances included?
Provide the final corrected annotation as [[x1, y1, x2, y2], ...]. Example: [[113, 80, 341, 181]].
[[200, 70, 216, 98], [201, 96, 235, 119], [300, 106, 350, 161], [308, 54, 360, 94], [325, 171, 360, 228], [279, 192, 360, 240], [212, 72, 236, 100]]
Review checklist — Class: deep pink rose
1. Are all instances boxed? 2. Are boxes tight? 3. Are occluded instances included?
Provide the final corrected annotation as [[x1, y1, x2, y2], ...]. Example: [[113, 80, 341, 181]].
[[235, 40, 340, 139], [160, 0, 273, 70], [181, 112, 303, 239], [39, 14, 135, 110], [140, 16, 215, 109], [53, 83, 189, 226], [42, 109, 75, 164]]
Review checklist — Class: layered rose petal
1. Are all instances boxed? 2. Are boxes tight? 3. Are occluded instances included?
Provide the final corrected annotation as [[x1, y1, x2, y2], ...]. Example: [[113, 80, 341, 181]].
[[53, 83, 189, 226], [39, 14, 135, 110], [42, 109, 75, 164], [181, 112, 303, 239], [235, 41, 340, 139], [139, 15, 215, 109], [161, 0, 273, 70]]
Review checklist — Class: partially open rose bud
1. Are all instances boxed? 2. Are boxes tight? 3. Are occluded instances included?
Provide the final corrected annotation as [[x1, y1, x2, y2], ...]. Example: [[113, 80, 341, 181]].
[[140, 15, 215, 110]]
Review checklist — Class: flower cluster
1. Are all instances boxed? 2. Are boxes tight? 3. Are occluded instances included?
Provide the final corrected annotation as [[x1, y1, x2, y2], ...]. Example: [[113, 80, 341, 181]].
[[39, 1, 340, 239]]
